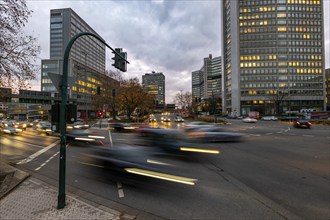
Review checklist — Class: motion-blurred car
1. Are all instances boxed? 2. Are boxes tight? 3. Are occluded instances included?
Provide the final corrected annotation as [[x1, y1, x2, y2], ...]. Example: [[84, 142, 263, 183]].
[[187, 127, 245, 142], [136, 127, 220, 156], [160, 116, 171, 122], [67, 121, 90, 129], [86, 144, 197, 185], [66, 129, 105, 143], [261, 116, 278, 121], [0, 123, 23, 135], [183, 121, 215, 132], [293, 120, 311, 128], [17, 121, 28, 130], [109, 123, 138, 132], [149, 115, 157, 123], [174, 115, 184, 122], [242, 117, 257, 123], [35, 121, 53, 135]]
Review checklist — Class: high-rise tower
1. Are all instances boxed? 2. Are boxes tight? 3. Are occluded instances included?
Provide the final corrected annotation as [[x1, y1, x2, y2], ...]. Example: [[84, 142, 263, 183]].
[[222, 0, 325, 116]]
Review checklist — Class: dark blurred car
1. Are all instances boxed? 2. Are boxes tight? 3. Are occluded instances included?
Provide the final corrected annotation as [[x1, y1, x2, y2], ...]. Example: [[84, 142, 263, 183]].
[[187, 127, 245, 142], [293, 120, 311, 128], [35, 121, 53, 135], [86, 144, 197, 185], [109, 123, 138, 132], [136, 127, 220, 156]]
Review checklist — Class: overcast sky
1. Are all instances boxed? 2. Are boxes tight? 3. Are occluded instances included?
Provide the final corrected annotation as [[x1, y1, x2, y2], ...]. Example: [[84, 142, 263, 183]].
[[24, 0, 329, 103]]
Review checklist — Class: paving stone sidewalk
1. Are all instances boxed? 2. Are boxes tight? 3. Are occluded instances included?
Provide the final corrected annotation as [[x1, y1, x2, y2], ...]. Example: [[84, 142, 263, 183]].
[[0, 177, 122, 220]]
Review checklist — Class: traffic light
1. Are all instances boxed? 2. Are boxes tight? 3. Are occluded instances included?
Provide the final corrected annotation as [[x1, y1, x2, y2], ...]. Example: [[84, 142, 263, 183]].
[[112, 48, 127, 72], [97, 86, 101, 95], [97, 111, 103, 117]]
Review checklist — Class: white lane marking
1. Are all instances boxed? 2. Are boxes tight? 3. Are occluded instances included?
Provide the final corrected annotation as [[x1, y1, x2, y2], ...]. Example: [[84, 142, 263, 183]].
[[35, 151, 59, 171], [17, 140, 60, 165], [266, 133, 273, 135], [117, 182, 124, 198], [77, 161, 104, 168], [109, 130, 113, 147], [302, 135, 314, 137]]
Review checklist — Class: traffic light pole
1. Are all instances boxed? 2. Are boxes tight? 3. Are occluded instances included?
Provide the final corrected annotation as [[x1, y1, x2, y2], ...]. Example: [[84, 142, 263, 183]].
[[58, 32, 129, 209]]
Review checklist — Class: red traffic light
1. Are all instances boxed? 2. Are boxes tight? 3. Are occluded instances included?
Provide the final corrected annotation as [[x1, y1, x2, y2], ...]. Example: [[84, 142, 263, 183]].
[[97, 111, 103, 117]]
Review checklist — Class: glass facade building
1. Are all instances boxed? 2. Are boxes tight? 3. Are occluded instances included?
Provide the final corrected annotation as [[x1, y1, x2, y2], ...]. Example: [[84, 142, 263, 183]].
[[41, 8, 117, 117], [192, 54, 222, 101], [142, 71, 165, 104], [222, 0, 325, 116]]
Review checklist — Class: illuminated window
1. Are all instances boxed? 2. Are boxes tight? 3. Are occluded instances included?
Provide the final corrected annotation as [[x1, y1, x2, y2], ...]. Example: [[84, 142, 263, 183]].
[[278, 27, 287, 32]]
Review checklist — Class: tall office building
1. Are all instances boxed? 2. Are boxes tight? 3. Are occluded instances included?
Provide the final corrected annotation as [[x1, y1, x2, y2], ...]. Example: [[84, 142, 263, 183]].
[[142, 71, 165, 104], [41, 8, 117, 117], [221, 0, 325, 116], [192, 54, 222, 100], [326, 68, 330, 111]]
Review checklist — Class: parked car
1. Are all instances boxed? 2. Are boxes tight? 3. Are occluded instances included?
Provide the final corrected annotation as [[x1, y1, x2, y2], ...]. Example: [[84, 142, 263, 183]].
[[261, 116, 278, 121], [293, 120, 311, 128], [242, 117, 257, 123]]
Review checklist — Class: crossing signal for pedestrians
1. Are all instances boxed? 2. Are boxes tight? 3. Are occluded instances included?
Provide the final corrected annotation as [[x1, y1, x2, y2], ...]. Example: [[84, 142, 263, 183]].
[[97, 111, 103, 117]]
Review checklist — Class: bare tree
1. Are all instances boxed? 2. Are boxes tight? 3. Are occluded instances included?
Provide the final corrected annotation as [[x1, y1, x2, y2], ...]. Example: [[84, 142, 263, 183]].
[[268, 89, 289, 114], [174, 91, 192, 111], [0, 0, 40, 90], [117, 77, 153, 120]]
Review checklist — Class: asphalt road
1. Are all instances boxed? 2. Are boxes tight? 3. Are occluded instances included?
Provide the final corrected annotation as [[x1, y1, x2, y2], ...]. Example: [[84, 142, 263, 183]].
[[0, 119, 329, 219]]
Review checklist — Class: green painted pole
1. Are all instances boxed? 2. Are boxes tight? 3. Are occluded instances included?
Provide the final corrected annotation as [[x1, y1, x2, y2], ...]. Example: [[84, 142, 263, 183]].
[[57, 32, 129, 209]]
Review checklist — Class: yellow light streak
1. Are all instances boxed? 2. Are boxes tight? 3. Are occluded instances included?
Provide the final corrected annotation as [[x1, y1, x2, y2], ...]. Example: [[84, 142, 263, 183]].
[[75, 137, 95, 141], [180, 147, 220, 154], [125, 168, 197, 185], [88, 135, 105, 139]]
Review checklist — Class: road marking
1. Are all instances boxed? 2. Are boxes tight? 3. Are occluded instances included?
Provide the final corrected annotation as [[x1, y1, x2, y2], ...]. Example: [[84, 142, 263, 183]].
[[0, 138, 44, 149], [109, 130, 113, 147], [17, 140, 60, 165], [266, 133, 273, 135], [35, 151, 59, 171], [77, 161, 104, 168], [302, 135, 314, 137], [117, 182, 124, 198]]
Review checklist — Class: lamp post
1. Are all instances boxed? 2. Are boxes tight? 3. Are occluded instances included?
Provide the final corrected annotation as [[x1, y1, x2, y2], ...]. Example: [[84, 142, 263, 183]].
[[57, 32, 129, 209]]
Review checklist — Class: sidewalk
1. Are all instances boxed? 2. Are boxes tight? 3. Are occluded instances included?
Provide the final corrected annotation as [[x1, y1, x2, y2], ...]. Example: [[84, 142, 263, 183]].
[[0, 161, 142, 220]]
